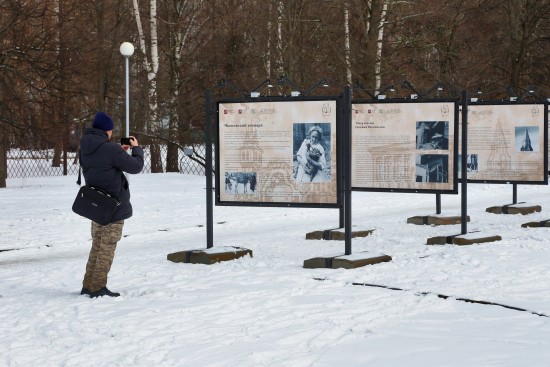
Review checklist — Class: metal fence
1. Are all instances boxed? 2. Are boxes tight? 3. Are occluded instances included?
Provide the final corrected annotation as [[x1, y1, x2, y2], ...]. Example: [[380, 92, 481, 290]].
[[7, 144, 213, 178]]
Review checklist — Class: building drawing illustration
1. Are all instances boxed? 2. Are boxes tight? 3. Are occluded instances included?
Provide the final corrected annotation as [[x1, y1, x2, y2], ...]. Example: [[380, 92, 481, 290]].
[[486, 119, 511, 174]]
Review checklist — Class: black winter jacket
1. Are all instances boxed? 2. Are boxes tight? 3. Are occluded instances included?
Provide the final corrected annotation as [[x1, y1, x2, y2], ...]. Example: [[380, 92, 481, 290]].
[[80, 128, 144, 223]]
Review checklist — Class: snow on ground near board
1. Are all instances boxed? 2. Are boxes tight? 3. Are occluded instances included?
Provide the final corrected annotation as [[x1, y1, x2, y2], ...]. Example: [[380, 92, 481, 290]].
[[508, 202, 541, 208], [1, 174, 550, 366]]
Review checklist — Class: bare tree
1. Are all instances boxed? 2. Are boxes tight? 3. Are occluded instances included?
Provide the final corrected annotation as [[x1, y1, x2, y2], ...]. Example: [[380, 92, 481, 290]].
[[51, 0, 66, 169], [132, 0, 163, 172], [347, 0, 389, 89], [0, 1, 51, 187], [501, 0, 550, 91], [160, 0, 209, 172]]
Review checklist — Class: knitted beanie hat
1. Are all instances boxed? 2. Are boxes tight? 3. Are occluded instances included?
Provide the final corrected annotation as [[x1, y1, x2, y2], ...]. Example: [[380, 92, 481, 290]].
[[92, 112, 114, 131]]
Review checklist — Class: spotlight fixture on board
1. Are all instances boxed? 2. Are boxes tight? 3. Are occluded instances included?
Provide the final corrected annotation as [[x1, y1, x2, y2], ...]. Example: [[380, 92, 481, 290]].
[[250, 79, 273, 98], [376, 84, 396, 100], [304, 79, 330, 96], [507, 86, 518, 102], [217, 79, 247, 98], [401, 80, 420, 99], [277, 75, 304, 97]]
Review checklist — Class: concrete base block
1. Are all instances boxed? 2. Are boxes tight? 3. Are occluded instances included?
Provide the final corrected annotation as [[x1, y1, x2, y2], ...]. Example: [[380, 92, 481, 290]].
[[303, 252, 392, 269], [427, 232, 502, 246], [426, 235, 455, 245], [303, 257, 336, 269], [521, 220, 550, 228], [167, 246, 252, 265], [332, 254, 392, 269], [407, 215, 470, 226], [486, 202, 541, 215], [306, 228, 374, 241], [452, 234, 502, 246]]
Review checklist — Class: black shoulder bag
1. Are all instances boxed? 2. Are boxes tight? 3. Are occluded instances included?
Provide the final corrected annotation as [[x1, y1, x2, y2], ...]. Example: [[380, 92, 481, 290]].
[[72, 149, 121, 225]]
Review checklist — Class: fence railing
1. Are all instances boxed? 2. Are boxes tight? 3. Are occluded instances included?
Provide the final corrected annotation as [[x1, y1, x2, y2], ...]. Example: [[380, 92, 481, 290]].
[[7, 144, 212, 178]]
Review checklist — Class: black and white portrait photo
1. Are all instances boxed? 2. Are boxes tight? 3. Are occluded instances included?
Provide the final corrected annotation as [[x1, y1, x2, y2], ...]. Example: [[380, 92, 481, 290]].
[[416, 121, 449, 150], [293, 123, 331, 183]]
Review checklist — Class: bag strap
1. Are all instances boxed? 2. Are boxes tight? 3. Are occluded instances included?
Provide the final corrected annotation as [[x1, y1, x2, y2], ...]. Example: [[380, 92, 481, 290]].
[[117, 173, 127, 200], [76, 149, 82, 186]]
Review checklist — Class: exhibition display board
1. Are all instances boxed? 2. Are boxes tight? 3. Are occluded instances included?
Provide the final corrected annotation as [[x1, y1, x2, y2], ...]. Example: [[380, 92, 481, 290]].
[[351, 100, 459, 193], [547, 104, 550, 174], [459, 102, 548, 184], [216, 98, 340, 207]]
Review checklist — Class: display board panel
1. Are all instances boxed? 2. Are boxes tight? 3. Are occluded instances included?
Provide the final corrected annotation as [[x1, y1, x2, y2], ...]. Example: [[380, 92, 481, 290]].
[[458, 102, 548, 184], [216, 99, 339, 207], [352, 100, 458, 193], [547, 104, 550, 174]]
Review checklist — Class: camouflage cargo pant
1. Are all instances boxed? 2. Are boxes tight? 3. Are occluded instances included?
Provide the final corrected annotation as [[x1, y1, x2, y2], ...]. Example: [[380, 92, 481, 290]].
[[83, 220, 124, 292]]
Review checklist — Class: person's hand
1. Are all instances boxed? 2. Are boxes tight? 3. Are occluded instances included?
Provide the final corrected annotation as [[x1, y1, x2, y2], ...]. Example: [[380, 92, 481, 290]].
[[121, 136, 138, 150]]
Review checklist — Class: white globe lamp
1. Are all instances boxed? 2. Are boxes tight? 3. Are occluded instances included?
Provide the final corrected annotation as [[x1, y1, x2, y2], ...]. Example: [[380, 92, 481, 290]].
[[120, 42, 134, 137]]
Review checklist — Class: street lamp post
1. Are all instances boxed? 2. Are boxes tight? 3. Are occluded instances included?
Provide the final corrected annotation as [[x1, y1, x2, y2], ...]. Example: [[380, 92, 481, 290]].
[[119, 42, 134, 137]]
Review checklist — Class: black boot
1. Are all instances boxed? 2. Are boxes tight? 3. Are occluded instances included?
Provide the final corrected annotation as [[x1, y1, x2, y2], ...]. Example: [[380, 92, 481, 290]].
[[89, 287, 120, 298], [80, 288, 92, 296]]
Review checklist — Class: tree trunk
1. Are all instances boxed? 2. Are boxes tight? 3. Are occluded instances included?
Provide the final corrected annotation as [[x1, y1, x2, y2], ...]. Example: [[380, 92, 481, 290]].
[[344, 2, 352, 86], [361, 0, 386, 88], [150, 143, 163, 172], [52, 110, 63, 167], [166, 98, 179, 172], [51, 0, 62, 168], [375, 0, 388, 92], [0, 130, 7, 188], [166, 144, 179, 172], [133, 0, 163, 172], [97, 0, 107, 111]]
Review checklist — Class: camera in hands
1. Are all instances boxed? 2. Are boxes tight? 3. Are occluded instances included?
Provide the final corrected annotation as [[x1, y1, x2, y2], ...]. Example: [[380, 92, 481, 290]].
[[120, 137, 133, 145]]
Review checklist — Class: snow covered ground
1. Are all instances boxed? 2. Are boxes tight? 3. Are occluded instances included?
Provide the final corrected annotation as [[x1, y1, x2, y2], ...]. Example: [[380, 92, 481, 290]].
[[1, 173, 550, 366]]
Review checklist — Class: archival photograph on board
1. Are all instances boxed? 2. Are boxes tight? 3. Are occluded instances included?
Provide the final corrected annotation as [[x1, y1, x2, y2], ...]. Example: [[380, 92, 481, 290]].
[[225, 172, 257, 194], [466, 154, 479, 172], [416, 154, 449, 183], [457, 154, 479, 179], [515, 126, 539, 152], [416, 121, 449, 150], [293, 123, 331, 183], [217, 100, 338, 206]]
